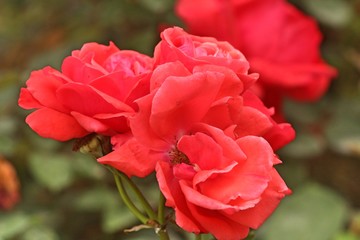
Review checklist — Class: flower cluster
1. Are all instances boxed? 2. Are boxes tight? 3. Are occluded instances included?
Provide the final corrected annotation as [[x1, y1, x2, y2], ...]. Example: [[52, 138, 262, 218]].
[[176, 0, 337, 121], [19, 27, 294, 240]]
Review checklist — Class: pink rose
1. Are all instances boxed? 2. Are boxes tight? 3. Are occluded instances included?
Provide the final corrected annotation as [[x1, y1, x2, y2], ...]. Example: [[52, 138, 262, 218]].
[[99, 54, 291, 238], [18, 42, 153, 141], [176, 0, 337, 121]]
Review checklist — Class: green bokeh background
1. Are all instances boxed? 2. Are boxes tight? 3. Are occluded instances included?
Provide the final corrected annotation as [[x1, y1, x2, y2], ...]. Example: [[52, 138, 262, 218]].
[[0, 0, 359, 239]]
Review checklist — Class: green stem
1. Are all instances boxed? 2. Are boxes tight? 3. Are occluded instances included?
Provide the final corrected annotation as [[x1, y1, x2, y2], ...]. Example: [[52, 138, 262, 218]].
[[156, 191, 170, 240], [157, 228, 170, 240], [108, 166, 170, 239], [244, 230, 255, 240], [115, 170, 157, 220], [195, 234, 202, 240], [158, 191, 166, 225], [111, 170, 149, 224]]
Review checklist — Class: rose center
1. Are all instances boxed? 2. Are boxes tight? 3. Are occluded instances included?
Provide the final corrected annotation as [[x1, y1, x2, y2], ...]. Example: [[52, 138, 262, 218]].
[[169, 147, 190, 165]]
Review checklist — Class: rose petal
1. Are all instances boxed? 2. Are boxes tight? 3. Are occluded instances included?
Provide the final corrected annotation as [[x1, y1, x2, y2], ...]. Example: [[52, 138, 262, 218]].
[[264, 122, 296, 151], [25, 67, 68, 112], [193, 64, 244, 98], [71, 42, 120, 66], [202, 97, 243, 130], [198, 136, 274, 203], [71, 111, 111, 135], [150, 71, 223, 140], [177, 132, 230, 170], [98, 138, 160, 177], [89, 71, 138, 101], [156, 161, 201, 232], [26, 108, 87, 141], [61, 56, 106, 84], [150, 61, 191, 91], [234, 106, 273, 137], [57, 83, 134, 116], [131, 93, 169, 151], [185, 202, 250, 240], [226, 169, 290, 229], [18, 88, 43, 110], [180, 180, 238, 211]]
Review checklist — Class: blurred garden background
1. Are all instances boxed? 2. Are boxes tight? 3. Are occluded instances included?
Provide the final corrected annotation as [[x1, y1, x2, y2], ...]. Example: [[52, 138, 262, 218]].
[[1, 0, 360, 239]]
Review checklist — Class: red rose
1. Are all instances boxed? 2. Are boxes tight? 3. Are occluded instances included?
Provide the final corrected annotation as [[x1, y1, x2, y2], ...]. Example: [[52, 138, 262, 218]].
[[98, 49, 292, 238], [18, 42, 153, 141], [155, 27, 295, 149], [157, 125, 290, 240], [176, 0, 337, 121], [99, 59, 294, 177], [154, 27, 258, 90]]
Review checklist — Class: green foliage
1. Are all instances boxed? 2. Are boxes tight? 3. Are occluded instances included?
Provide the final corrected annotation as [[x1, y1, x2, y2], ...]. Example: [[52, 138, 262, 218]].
[[257, 183, 349, 240], [0, 212, 32, 240], [22, 226, 60, 240], [334, 232, 360, 240], [303, 0, 354, 27], [325, 99, 360, 156], [29, 153, 75, 192]]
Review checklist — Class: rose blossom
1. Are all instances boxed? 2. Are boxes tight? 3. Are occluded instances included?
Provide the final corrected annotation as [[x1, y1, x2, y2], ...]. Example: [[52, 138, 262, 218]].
[[153, 26, 258, 90], [99, 57, 292, 238], [98, 27, 294, 238], [154, 27, 295, 150], [18, 42, 153, 141], [176, 0, 337, 121], [157, 125, 290, 240], [99, 28, 294, 177]]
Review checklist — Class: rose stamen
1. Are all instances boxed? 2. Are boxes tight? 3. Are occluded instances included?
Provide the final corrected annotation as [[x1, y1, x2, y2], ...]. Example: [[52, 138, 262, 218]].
[[169, 147, 190, 165]]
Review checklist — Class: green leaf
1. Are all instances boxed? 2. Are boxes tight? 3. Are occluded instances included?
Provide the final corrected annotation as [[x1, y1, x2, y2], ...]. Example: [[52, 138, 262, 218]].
[[22, 226, 60, 240], [137, 0, 173, 13], [279, 132, 325, 159], [73, 187, 118, 211], [0, 212, 31, 239], [102, 205, 137, 233], [258, 183, 348, 240], [303, 0, 353, 27], [72, 153, 106, 180], [28, 153, 74, 192], [284, 100, 323, 124], [333, 232, 359, 240], [325, 99, 360, 156]]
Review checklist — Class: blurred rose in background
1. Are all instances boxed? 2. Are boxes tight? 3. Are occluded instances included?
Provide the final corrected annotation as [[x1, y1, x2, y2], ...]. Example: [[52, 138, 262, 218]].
[[176, 0, 337, 122], [0, 156, 20, 210]]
